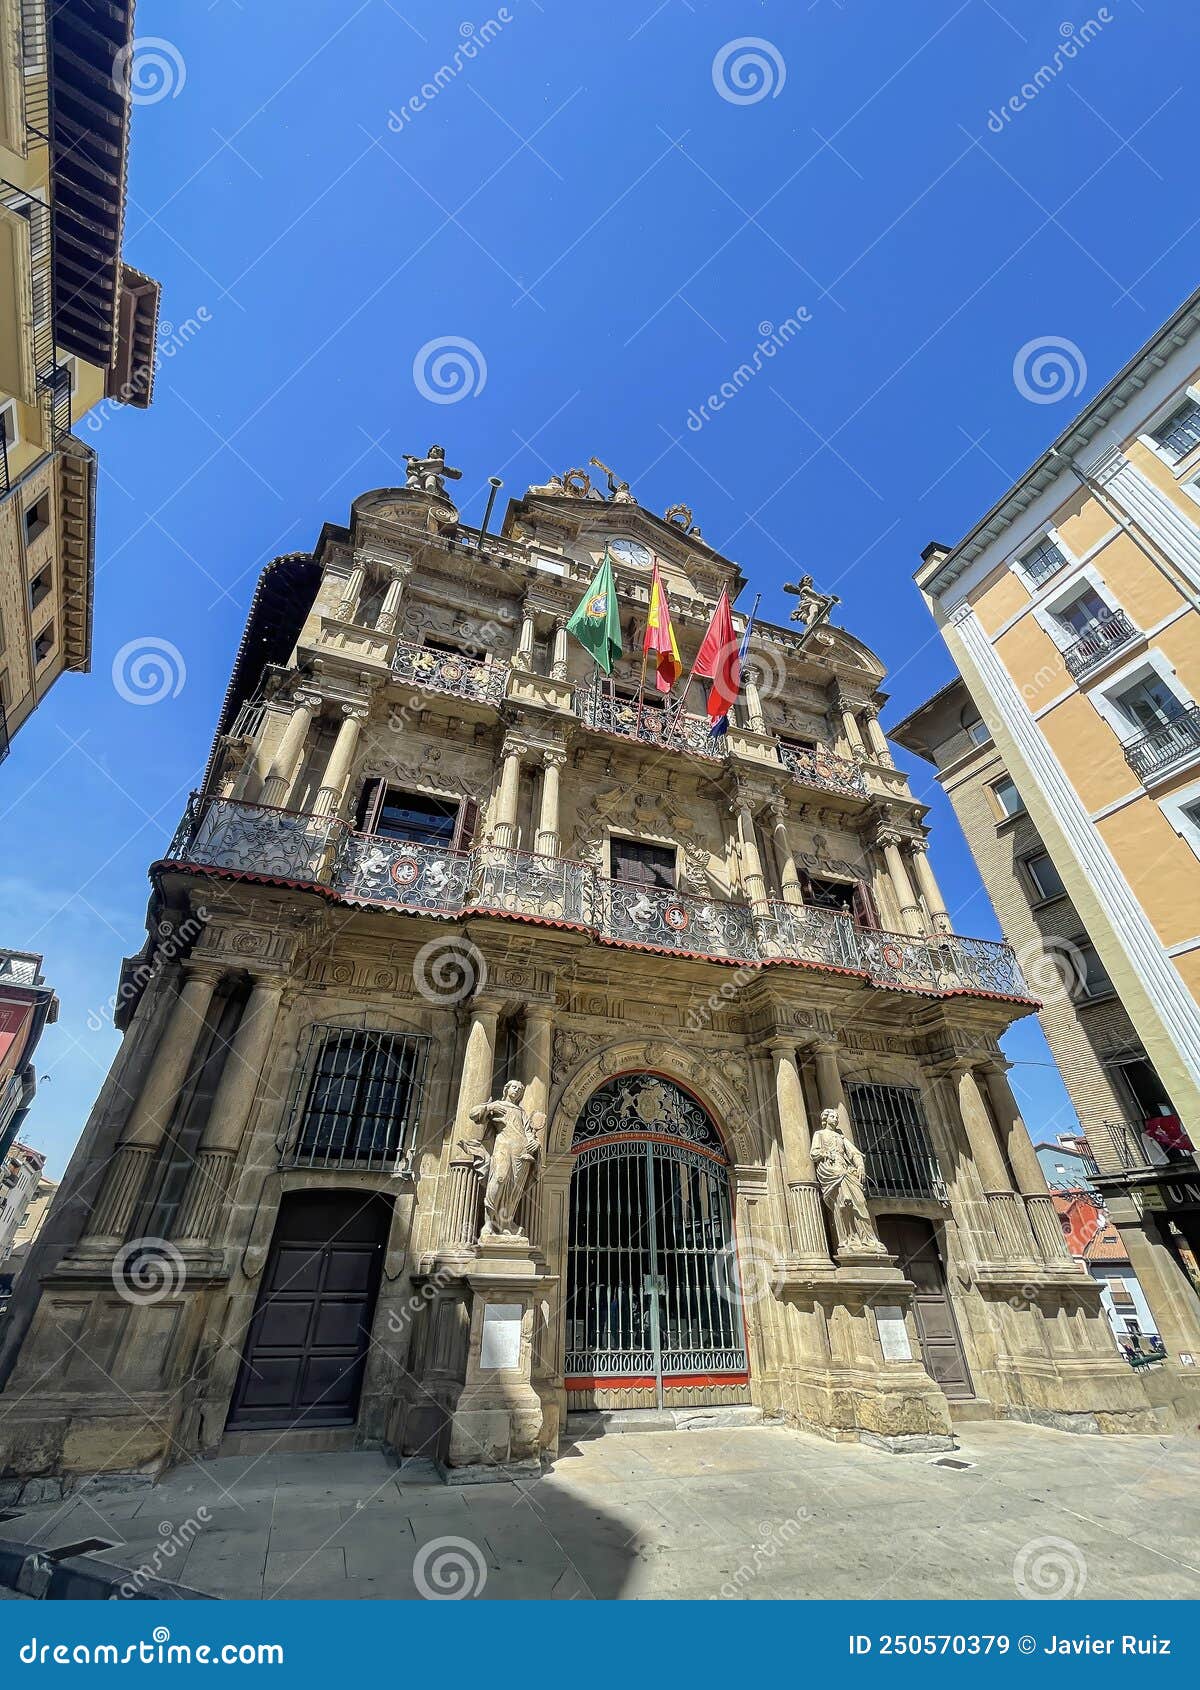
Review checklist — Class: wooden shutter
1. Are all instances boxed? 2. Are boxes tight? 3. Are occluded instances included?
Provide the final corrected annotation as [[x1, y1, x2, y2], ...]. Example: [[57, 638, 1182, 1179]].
[[355, 778, 385, 833], [452, 797, 479, 851], [851, 879, 880, 930]]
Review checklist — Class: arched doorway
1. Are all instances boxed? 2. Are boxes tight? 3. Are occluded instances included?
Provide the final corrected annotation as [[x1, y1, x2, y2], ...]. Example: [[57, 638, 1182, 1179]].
[[564, 1074, 750, 1411]]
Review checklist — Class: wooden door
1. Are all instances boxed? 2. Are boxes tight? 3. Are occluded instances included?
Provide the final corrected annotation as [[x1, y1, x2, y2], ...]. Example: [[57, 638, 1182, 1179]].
[[228, 1191, 391, 1429], [877, 1215, 973, 1400]]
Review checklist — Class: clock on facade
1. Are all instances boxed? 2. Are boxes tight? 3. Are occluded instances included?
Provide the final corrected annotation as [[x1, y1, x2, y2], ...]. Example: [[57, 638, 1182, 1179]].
[[606, 537, 652, 568]]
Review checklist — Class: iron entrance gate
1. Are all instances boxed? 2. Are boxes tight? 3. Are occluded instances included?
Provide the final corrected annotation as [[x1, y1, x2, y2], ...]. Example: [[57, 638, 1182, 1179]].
[[564, 1075, 749, 1408]]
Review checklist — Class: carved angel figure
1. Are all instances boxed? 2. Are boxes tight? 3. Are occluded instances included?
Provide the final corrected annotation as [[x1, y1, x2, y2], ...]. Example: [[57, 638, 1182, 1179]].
[[460, 1079, 546, 1239]]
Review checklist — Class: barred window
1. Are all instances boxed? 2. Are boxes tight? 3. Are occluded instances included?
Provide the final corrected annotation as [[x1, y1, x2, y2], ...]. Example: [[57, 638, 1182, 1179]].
[[1151, 398, 1200, 461], [1019, 535, 1069, 587], [289, 1028, 428, 1169], [846, 1082, 946, 1202]]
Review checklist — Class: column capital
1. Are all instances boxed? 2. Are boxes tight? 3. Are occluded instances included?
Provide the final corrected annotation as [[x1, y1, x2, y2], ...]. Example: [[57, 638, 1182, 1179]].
[[540, 747, 567, 770], [339, 701, 370, 722], [290, 687, 324, 713], [183, 958, 226, 989]]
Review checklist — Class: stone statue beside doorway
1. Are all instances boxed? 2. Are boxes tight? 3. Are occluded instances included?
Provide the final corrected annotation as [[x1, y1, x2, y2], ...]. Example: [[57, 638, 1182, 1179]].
[[811, 1106, 887, 1257], [460, 1079, 546, 1241]]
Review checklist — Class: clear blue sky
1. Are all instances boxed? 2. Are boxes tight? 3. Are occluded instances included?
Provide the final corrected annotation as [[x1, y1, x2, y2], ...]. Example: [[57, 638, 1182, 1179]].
[[4, 0, 1197, 1175]]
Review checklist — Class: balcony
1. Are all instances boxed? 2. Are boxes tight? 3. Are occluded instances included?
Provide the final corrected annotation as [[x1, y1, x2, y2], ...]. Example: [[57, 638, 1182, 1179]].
[[391, 639, 506, 705], [1123, 704, 1200, 784], [1087, 1120, 1196, 1175], [1061, 611, 1139, 680], [576, 687, 726, 760], [777, 739, 866, 799], [162, 796, 1033, 1003]]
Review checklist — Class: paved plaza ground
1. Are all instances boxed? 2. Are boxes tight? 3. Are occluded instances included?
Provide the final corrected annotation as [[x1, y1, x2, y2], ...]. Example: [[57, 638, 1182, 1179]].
[[3, 1421, 1199, 1601]]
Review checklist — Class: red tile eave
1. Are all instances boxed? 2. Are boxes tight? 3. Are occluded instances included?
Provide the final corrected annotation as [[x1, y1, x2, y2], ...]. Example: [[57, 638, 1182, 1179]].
[[152, 861, 1033, 1004]]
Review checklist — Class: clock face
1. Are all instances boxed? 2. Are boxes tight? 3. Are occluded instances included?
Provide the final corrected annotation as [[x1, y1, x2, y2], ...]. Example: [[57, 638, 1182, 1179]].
[[607, 537, 652, 569]]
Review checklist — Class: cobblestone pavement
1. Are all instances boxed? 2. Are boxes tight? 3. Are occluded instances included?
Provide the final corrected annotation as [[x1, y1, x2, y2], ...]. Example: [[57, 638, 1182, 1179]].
[[3, 1421, 1199, 1601]]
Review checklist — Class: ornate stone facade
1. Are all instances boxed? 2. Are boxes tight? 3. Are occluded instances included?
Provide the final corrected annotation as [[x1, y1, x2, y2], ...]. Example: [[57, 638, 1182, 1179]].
[[0, 466, 1171, 1494]]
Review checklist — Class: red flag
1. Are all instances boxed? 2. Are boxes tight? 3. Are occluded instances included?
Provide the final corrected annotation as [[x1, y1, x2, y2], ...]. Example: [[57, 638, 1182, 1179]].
[[692, 588, 740, 722], [642, 562, 682, 692]]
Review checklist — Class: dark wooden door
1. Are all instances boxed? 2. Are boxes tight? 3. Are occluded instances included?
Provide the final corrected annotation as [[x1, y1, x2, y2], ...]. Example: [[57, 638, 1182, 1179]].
[[228, 1191, 392, 1429], [877, 1216, 973, 1400]]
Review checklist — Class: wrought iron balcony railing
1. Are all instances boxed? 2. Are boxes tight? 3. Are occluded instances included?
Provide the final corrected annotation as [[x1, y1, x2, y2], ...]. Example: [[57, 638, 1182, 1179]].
[[777, 739, 866, 798], [576, 687, 727, 760], [1061, 612, 1139, 680], [391, 639, 506, 704], [1123, 704, 1200, 784], [163, 796, 1032, 1001], [1087, 1120, 1196, 1175]]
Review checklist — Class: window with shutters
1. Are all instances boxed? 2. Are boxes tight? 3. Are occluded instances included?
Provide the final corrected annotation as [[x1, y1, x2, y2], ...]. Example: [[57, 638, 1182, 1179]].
[[609, 835, 677, 888]]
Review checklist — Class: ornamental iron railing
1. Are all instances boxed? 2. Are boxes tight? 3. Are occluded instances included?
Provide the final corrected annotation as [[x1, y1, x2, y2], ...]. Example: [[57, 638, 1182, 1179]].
[[576, 687, 727, 760], [1123, 704, 1200, 784], [846, 1081, 948, 1203], [1088, 1119, 1196, 1174], [163, 796, 1030, 999], [1061, 612, 1139, 680], [391, 639, 506, 704], [777, 739, 866, 799], [597, 878, 758, 961]]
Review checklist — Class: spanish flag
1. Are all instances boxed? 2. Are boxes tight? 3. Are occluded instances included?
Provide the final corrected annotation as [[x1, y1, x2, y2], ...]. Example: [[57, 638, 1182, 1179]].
[[643, 561, 681, 692]]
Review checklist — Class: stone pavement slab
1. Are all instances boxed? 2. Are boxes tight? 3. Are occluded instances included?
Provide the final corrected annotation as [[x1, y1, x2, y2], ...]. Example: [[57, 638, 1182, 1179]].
[[2, 1420, 1198, 1600]]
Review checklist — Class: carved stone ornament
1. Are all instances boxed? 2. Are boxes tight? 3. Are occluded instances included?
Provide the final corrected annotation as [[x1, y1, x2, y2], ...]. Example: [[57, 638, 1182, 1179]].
[[810, 1107, 887, 1256], [459, 1079, 546, 1241], [402, 443, 462, 500]]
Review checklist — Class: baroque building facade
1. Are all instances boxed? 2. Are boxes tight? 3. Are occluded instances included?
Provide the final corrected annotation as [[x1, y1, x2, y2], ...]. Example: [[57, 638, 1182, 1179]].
[[0, 460, 1170, 1488], [905, 286, 1200, 1426]]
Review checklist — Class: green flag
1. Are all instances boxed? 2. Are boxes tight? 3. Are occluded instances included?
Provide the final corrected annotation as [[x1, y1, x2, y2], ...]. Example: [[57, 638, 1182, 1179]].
[[566, 550, 622, 674]]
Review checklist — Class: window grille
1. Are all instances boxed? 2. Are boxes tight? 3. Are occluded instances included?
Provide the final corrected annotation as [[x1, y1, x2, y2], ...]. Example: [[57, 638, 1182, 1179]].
[[1020, 536, 1069, 586], [1152, 398, 1200, 460], [283, 1027, 429, 1171], [846, 1082, 947, 1202]]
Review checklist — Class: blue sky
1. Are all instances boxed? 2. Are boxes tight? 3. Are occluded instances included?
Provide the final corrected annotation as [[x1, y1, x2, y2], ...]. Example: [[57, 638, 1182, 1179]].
[[4, 0, 1197, 1175]]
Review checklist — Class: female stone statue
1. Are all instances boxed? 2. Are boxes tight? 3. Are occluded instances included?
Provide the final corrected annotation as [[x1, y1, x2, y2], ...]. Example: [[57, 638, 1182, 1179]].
[[811, 1106, 886, 1257], [460, 1079, 546, 1240]]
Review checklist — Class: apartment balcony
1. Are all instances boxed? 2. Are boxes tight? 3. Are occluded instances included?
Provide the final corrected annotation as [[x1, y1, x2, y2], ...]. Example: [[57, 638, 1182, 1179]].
[[1123, 704, 1200, 784], [1087, 1120, 1196, 1175], [162, 796, 1033, 1003], [576, 687, 726, 760], [776, 739, 866, 799], [1061, 611, 1140, 680]]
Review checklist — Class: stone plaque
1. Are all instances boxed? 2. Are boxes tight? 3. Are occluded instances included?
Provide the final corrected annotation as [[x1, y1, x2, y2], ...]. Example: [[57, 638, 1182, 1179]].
[[480, 1302, 523, 1371], [876, 1306, 913, 1362]]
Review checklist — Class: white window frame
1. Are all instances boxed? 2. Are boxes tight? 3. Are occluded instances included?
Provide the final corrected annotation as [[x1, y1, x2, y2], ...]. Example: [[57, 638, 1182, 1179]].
[[1138, 384, 1200, 473], [989, 773, 1025, 821], [1009, 525, 1076, 595], [1161, 775, 1200, 867], [0, 399, 19, 453], [1031, 561, 1125, 656], [1091, 648, 1195, 746]]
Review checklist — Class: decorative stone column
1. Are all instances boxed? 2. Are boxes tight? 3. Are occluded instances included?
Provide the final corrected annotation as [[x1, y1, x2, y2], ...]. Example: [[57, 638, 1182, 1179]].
[[861, 707, 894, 767], [376, 559, 413, 636], [312, 704, 367, 818], [490, 739, 524, 849], [512, 602, 536, 670], [949, 1061, 1033, 1261], [439, 1003, 500, 1251], [908, 839, 952, 935], [769, 1040, 831, 1263], [259, 691, 320, 807], [811, 1039, 853, 1140], [82, 962, 224, 1246], [980, 1061, 1071, 1263], [533, 750, 565, 856], [837, 698, 867, 758], [733, 799, 768, 908], [517, 1003, 554, 1247], [768, 799, 803, 907], [877, 827, 925, 936], [744, 671, 766, 734], [174, 975, 286, 1246], [550, 620, 569, 680], [338, 557, 367, 623]]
